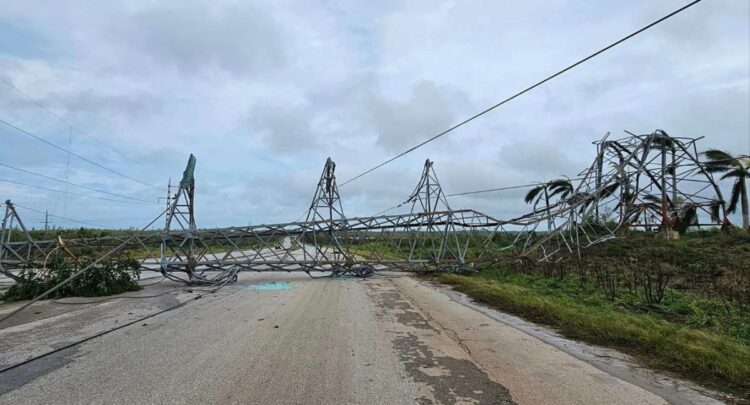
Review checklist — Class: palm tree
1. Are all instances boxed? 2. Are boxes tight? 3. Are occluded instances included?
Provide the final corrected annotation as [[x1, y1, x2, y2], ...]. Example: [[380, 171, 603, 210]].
[[702, 150, 750, 229], [525, 182, 554, 231], [547, 178, 574, 201], [524, 183, 550, 210], [525, 179, 576, 231]]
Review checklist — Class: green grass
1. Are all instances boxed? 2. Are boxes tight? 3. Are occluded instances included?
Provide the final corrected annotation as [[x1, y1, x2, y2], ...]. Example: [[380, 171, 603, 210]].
[[582, 230, 750, 268], [435, 269, 750, 397]]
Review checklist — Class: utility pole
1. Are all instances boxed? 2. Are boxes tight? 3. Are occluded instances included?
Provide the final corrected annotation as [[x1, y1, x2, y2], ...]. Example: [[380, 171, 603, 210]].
[[165, 178, 172, 226], [43, 210, 50, 239]]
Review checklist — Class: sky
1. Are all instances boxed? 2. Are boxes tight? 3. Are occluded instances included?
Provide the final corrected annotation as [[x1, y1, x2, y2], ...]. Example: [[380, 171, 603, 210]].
[[0, 0, 748, 230]]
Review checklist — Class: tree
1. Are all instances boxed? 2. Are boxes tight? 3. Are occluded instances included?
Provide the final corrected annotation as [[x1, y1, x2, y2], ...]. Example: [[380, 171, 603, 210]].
[[525, 182, 553, 231], [525, 179, 575, 231], [524, 183, 550, 210], [525, 178, 574, 208], [702, 150, 749, 229]]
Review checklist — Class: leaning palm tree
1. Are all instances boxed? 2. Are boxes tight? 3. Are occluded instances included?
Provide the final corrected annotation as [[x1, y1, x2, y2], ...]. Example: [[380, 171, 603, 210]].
[[702, 150, 750, 229], [525, 182, 554, 231]]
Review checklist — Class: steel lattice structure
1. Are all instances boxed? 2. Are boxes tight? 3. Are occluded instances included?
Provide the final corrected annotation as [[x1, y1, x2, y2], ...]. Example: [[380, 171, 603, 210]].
[[0, 130, 731, 284], [503, 130, 727, 260]]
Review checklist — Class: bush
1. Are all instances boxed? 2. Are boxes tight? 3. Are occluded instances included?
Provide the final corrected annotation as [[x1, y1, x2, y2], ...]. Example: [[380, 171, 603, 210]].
[[1, 255, 141, 302]]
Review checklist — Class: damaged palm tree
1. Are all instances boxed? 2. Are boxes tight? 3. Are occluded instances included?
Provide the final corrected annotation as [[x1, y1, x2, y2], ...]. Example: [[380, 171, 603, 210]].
[[702, 150, 749, 230]]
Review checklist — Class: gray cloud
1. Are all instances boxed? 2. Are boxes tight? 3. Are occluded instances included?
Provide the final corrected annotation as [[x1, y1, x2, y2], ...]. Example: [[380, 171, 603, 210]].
[[366, 80, 464, 152], [42, 90, 163, 122], [249, 103, 316, 151], [244, 78, 469, 156], [0, 0, 746, 228], [498, 140, 582, 178], [118, 1, 286, 77]]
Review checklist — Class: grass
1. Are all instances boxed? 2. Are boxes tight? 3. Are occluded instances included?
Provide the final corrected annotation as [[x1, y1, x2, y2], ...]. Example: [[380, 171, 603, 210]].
[[434, 269, 750, 397], [582, 229, 750, 269]]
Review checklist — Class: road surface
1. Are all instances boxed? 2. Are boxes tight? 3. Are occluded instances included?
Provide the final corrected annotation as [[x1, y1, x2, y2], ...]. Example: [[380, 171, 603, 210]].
[[0, 273, 720, 404]]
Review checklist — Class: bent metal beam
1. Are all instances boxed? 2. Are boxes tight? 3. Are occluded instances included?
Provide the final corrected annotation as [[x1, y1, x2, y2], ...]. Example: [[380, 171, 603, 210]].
[[0, 131, 724, 284]]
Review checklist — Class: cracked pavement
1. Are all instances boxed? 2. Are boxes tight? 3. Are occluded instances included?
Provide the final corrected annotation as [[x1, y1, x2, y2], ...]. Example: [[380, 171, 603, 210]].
[[0, 272, 719, 404]]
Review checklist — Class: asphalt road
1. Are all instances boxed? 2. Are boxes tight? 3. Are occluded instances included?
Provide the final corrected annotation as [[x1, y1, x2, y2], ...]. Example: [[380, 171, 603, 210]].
[[0, 273, 721, 404]]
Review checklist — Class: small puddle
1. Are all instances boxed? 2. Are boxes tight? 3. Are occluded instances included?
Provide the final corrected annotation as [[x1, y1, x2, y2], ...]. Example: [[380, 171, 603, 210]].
[[246, 282, 290, 291]]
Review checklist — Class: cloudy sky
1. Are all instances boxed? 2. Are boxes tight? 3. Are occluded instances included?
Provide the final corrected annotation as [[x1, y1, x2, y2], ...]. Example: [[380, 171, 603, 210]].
[[0, 0, 748, 229]]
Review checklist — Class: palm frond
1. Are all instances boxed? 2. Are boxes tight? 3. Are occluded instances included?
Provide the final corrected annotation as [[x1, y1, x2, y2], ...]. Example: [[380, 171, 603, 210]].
[[727, 179, 742, 214], [548, 179, 573, 199], [599, 182, 620, 198], [524, 185, 544, 205], [547, 179, 572, 188], [703, 164, 732, 173], [702, 149, 736, 164], [720, 167, 748, 181], [709, 199, 723, 223]]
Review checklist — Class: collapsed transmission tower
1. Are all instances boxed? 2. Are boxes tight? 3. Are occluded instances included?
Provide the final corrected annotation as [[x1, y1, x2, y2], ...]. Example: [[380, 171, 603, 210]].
[[0, 130, 729, 284], [505, 130, 727, 260], [160, 154, 240, 284], [0, 200, 41, 281], [290, 157, 354, 274]]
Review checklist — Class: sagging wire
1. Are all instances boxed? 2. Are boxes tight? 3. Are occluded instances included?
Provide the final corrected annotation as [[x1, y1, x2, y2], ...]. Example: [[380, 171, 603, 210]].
[[0, 204, 171, 326]]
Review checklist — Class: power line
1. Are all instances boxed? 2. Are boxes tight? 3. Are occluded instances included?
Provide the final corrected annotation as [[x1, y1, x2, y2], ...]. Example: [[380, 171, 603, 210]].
[[373, 203, 404, 217], [370, 177, 586, 216], [339, 0, 705, 187], [446, 177, 586, 197], [445, 154, 750, 198], [446, 183, 545, 197], [0, 75, 138, 163], [0, 177, 153, 205], [13, 203, 106, 228], [0, 204, 172, 326], [0, 118, 161, 191], [0, 162, 157, 204]]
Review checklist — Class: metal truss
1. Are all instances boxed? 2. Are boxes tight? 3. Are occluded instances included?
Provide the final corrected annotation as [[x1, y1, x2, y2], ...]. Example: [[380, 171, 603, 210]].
[[0, 130, 728, 283], [504, 130, 727, 260], [0, 200, 43, 281]]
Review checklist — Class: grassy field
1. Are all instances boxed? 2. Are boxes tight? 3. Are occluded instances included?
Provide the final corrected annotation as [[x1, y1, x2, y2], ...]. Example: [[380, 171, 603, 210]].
[[431, 231, 750, 397]]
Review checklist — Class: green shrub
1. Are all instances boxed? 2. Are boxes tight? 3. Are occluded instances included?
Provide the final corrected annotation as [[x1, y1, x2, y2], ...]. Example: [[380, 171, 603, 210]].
[[2, 255, 141, 302]]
